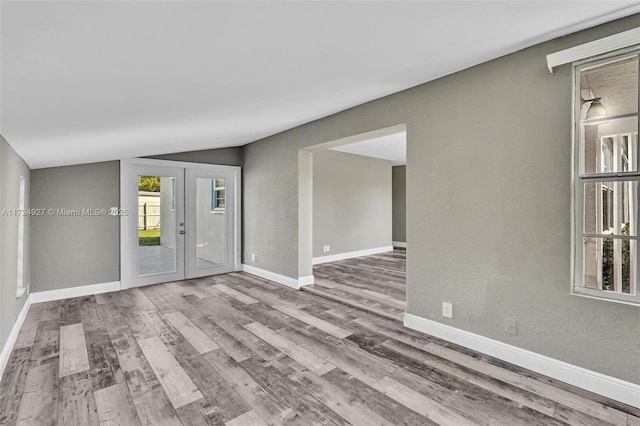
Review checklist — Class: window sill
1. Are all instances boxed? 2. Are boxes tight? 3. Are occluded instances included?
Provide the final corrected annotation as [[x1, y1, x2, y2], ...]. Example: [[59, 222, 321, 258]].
[[571, 288, 639, 307]]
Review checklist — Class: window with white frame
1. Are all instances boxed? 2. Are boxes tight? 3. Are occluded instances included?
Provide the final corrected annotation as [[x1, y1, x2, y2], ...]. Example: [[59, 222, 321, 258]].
[[211, 179, 225, 211], [574, 48, 639, 304], [17, 176, 27, 298]]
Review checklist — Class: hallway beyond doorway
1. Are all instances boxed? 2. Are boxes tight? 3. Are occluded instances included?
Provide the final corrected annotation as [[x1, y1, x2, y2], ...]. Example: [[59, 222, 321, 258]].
[[303, 249, 406, 322]]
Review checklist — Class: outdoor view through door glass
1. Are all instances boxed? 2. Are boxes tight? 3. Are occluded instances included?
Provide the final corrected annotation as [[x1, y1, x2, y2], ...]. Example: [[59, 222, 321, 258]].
[[138, 175, 177, 276], [196, 177, 226, 267]]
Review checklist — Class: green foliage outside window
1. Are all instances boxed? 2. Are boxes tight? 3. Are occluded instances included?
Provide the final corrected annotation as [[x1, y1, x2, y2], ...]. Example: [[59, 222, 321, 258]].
[[602, 222, 630, 293], [139, 176, 160, 192]]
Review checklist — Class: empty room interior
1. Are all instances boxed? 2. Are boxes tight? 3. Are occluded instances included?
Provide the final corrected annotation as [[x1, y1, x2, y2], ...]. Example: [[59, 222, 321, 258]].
[[1, 2, 639, 425]]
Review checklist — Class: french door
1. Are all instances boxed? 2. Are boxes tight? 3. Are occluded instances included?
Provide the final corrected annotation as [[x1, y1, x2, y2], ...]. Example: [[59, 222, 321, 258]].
[[121, 159, 241, 288]]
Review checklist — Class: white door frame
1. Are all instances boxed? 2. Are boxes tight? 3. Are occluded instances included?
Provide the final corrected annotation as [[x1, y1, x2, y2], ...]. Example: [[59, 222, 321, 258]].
[[120, 158, 242, 290]]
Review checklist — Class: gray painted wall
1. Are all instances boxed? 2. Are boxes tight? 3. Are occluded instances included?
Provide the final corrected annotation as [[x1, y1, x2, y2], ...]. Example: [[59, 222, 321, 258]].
[[313, 150, 391, 258], [392, 165, 406, 243], [1, 136, 3, 352], [30, 161, 120, 291], [244, 137, 300, 277], [147, 147, 243, 166], [0, 136, 30, 353], [242, 15, 640, 383]]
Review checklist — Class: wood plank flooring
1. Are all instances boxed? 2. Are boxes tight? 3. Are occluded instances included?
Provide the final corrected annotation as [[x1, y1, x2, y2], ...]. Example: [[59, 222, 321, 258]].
[[304, 249, 406, 322], [1, 269, 639, 425]]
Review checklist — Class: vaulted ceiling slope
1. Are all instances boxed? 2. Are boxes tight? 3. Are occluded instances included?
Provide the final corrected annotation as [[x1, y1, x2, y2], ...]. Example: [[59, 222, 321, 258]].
[[2, 1, 639, 169]]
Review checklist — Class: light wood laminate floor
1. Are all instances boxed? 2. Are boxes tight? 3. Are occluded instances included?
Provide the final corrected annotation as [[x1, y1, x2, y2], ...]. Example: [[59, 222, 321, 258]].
[[305, 249, 406, 322], [1, 271, 638, 425]]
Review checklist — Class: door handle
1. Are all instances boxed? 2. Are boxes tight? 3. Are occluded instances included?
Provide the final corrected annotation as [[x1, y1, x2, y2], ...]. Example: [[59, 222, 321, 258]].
[[179, 230, 185, 235]]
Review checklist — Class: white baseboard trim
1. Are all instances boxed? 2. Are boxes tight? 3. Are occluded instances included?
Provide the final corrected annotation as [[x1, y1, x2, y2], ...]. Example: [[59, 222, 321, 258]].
[[404, 313, 640, 409], [29, 281, 122, 304], [298, 275, 315, 286], [0, 299, 32, 384], [242, 264, 310, 289], [392, 241, 407, 248], [312, 245, 394, 265]]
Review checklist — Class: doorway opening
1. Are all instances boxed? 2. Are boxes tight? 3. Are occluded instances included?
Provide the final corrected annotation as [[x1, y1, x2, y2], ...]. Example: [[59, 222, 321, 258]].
[[297, 124, 407, 321]]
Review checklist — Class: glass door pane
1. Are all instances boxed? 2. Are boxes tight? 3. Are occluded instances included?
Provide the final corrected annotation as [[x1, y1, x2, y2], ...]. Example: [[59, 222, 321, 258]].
[[195, 177, 227, 268], [138, 175, 178, 276], [122, 160, 237, 288], [126, 163, 184, 288], [186, 168, 235, 278]]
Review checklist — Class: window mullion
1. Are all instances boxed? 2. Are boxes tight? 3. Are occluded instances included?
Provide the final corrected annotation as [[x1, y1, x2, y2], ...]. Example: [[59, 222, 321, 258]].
[[613, 137, 621, 292]]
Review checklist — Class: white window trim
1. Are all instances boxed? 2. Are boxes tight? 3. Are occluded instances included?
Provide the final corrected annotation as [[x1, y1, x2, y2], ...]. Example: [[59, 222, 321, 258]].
[[211, 179, 225, 214], [548, 27, 640, 73], [16, 176, 26, 298], [572, 50, 640, 306]]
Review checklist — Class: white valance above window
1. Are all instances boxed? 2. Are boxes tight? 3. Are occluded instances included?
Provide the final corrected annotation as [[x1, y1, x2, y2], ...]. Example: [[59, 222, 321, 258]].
[[546, 27, 640, 73]]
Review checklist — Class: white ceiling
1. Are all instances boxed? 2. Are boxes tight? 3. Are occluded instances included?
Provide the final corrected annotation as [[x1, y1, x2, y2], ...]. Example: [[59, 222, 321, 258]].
[[331, 132, 406, 166], [2, 1, 640, 169]]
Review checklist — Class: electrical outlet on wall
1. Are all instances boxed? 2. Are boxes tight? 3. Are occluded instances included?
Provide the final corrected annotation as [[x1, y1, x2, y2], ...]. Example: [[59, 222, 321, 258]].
[[505, 318, 518, 336], [326, 245, 330, 252], [251, 253, 256, 262], [442, 302, 453, 319], [322, 245, 330, 253]]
